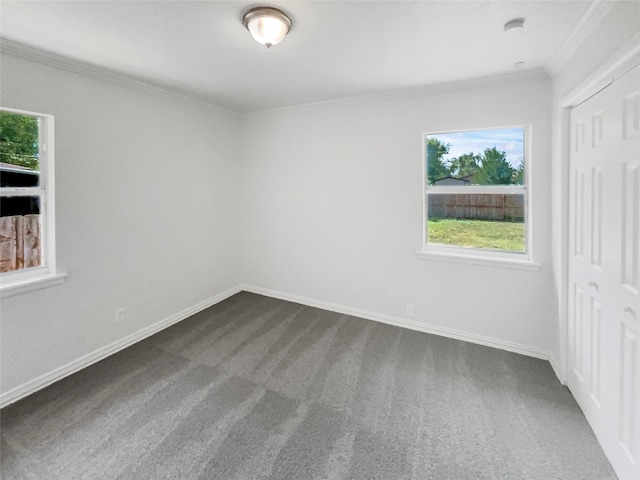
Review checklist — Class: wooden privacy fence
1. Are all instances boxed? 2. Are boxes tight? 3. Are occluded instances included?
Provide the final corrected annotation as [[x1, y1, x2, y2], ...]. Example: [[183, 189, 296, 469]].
[[429, 194, 524, 221], [0, 215, 41, 272]]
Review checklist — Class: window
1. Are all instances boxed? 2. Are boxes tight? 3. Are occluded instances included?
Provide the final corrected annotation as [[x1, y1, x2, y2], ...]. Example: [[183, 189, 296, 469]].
[[1, 108, 63, 294], [420, 126, 538, 269]]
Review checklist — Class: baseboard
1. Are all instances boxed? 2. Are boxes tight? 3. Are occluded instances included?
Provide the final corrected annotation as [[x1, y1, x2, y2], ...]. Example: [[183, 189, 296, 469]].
[[241, 284, 551, 361], [1, 283, 556, 409], [0, 285, 242, 409], [548, 352, 566, 385]]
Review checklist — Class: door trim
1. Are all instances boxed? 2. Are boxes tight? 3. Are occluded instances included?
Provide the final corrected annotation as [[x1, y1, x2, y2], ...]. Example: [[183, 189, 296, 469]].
[[554, 37, 640, 387], [561, 34, 640, 108]]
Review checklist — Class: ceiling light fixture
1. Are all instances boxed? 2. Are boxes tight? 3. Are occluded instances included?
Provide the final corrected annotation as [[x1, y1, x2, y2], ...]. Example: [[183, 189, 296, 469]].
[[243, 6, 292, 49], [504, 18, 524, 33]]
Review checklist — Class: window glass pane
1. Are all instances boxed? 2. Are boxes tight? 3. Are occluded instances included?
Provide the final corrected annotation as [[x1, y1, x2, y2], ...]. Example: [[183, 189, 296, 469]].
[[0, 196, 42, 272], [0, 111, 40, 187], [0, 195, 41, 217], [427, 193, 525, 252], [426, 127, 524, 186]]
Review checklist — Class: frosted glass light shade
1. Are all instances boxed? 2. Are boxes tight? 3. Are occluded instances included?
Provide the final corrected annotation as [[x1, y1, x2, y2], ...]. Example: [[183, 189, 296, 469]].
[[243, 7, 292, 48]]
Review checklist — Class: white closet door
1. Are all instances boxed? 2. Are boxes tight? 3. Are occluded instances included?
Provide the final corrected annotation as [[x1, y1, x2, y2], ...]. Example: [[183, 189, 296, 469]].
[[568, 64, 639, 480]]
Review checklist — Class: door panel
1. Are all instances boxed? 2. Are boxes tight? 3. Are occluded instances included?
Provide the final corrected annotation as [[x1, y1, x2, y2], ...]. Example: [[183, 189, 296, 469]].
[[590, 166, 603, 269], [569, 64, 639, 480], [621, 163, 638, 291], [589, 296, 601, 406], [619, 322, 637, 462]]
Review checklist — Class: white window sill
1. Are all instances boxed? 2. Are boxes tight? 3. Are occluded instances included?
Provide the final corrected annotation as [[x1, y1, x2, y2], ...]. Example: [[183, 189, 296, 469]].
[[416, 250, 541, 271], [0, 272, 67, 298]]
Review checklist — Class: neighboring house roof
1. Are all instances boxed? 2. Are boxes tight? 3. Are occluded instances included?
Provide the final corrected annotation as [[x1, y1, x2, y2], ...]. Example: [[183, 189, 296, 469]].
[[434, 176, 471, 185], [0, 162, 39, 175], [460, 174, 476, 183]]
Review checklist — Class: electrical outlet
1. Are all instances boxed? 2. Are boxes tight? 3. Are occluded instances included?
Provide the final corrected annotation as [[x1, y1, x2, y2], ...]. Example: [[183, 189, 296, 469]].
[[115, 308, 125, 323], [405, 303, 415, 317], [351, 283, 360, 295]]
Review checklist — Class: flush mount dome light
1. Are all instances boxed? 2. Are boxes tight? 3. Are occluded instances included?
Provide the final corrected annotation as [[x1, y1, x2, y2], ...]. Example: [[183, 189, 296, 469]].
[[243, 6, 292, 48], [504, 18, 525, 32]]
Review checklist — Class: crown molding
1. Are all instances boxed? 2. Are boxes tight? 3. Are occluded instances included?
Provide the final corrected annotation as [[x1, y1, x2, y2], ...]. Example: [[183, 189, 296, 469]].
[[0, 37, 238, 117], [0, 34, 549, 118], [545, 0, 616, 77], [559, 33, 640, 108], [244, 68, 550, 117]]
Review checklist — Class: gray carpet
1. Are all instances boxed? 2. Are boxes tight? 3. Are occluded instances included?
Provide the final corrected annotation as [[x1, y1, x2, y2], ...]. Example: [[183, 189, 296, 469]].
[[1, 292, 616, 479]]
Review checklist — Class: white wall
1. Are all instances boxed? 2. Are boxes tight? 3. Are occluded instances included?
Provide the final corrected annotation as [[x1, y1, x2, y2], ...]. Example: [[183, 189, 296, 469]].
[[550, 0, 640, 381], [0, 53, 242, 395], [9, 6, 631, 399], [241, 73, 556, 355], [552, 1, 640, 102]]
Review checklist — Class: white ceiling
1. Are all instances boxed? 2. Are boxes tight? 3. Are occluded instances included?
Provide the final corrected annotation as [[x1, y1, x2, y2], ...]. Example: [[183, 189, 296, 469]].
[[1, 0, 595, 113]]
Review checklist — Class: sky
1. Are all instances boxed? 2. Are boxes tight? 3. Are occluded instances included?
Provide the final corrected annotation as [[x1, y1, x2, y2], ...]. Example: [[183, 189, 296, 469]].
[[428, 127, 525, 169]]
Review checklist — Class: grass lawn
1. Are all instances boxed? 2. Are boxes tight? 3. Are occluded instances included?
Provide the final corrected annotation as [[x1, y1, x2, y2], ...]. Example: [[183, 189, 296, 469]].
[[427, 218, 525, 252]]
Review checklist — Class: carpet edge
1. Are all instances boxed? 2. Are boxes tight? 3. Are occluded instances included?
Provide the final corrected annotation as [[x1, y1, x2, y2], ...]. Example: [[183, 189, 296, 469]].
[[241, 284, 552, 362], [0, 285, 242, 408]]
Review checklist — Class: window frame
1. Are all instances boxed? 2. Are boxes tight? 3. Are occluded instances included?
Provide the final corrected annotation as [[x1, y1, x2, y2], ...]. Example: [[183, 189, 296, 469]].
[[1, 107, 65, 296], [418, 125, 540, 271]]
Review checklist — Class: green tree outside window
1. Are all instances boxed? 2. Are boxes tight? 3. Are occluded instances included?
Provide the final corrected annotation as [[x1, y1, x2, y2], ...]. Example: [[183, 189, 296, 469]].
[[0, 111, 40, 170]]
